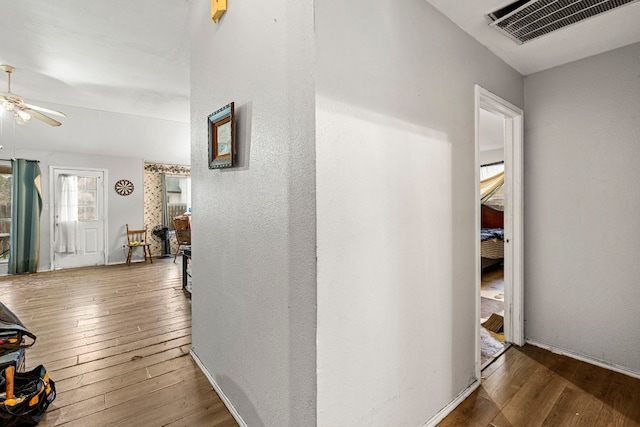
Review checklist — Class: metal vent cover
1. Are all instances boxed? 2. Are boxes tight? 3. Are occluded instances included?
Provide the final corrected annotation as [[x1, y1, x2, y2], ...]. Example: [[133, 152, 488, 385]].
[[488, 0, 640, 43]]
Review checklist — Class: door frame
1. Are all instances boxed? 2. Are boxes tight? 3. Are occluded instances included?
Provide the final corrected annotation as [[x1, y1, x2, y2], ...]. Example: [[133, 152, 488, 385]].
[[49, 166, 109, 270], [474, 86, 524, 377]]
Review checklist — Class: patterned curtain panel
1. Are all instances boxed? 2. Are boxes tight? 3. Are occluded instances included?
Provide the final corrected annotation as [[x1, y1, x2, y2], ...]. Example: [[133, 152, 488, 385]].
[[8, 159, 42, 274], [480, 171, 504, 205]]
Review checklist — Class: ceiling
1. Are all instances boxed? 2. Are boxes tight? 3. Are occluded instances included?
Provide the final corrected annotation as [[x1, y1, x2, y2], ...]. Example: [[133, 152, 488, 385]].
[[1, 0, 638, 128], [426, 0, 640, 75], [0, 0, 190, 123]]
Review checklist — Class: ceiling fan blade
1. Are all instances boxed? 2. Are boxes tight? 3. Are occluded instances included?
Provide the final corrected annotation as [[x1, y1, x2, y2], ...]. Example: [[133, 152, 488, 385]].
[[24, 103, 67, 117], [29, 110, 62, 127]]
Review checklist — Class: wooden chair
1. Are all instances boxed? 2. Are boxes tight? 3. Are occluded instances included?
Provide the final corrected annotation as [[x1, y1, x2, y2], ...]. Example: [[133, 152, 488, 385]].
[[126, 224, 153, 266], [173, 215, 191, 263]]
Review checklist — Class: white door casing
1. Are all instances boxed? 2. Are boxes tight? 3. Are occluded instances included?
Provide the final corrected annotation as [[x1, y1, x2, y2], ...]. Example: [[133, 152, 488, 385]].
[[50, 167, 108, 270], [474, 85, 524, 378]]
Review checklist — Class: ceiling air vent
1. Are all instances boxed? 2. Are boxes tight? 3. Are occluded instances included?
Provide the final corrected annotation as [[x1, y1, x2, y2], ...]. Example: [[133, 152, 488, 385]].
[[487, 0, 640, 43]]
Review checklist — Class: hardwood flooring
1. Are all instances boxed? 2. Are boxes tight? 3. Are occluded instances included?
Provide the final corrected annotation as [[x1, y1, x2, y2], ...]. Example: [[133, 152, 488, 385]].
[[6, 260, 640, 426], [440, 344, 640, 426], [0, 258, 238, 427]]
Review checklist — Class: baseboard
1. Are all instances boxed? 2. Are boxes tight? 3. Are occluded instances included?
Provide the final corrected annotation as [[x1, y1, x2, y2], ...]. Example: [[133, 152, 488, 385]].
[[422, 379, 480, 427], [106, 260, 144, 266], [526, 339, 640, 380], [190, 348, 248, 427]]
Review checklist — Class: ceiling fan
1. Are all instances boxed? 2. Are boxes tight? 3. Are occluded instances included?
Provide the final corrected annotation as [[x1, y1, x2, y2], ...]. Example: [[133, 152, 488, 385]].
[[1, 64, 66, 126]]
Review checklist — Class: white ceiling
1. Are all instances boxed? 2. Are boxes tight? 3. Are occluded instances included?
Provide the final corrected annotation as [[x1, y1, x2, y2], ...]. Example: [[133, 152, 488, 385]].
[[426, 0, 640, 75], [1, 0, 639, 128], [0, 0, 190, 123]]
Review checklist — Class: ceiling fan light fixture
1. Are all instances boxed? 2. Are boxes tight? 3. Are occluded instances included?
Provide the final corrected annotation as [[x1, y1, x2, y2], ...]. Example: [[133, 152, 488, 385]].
[[1, 64, 65, 127], [3, 100, 15, 112], [16, 109, 32, 123]]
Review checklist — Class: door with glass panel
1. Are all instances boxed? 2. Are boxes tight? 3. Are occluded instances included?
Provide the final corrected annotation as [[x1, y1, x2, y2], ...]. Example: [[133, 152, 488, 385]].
[[52, 168, 106, 269]]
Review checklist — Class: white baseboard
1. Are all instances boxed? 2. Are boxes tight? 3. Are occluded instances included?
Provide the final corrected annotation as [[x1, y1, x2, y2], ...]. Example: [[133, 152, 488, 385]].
[[526, 339, 640, 380], [422, 379, 480, 427], [106, 260, 143, 266], [190, 348, 248, 427]]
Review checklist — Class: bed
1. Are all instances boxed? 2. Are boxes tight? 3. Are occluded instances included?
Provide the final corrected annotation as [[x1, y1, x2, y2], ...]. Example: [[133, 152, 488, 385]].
[[481, 204, 504, 269]]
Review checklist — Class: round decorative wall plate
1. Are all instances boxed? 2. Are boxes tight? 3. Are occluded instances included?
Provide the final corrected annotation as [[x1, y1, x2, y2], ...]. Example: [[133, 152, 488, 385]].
[[114, 179, 134, 196]]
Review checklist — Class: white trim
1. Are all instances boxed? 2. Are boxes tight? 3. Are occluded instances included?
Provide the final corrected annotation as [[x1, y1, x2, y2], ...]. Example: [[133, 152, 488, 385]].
[[475, 85, 524, 352], [509, 113, 524, 346], [526, 339, 640, 380], [49, 166, 109, 270], [190, 348, 248, 427], [102, 169, 109, 262], [421, 380, 480, 427], [474, 86, 525, 377], [473, 90, 482, 382]]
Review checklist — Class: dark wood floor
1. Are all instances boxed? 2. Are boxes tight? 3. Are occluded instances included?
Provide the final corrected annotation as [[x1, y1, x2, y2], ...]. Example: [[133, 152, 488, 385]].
[[440, 344, 640, 426], [0, 258, 238, 426], [4, 261, 640, 426]]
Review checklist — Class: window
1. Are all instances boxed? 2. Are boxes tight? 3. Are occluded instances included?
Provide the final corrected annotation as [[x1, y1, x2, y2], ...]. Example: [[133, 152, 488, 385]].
[[0, 163, 11, 262], [77, 176, 98, 220], [165, 175, 191, 230], [480, 161, 504, 181], [481, 161, 505, 210]]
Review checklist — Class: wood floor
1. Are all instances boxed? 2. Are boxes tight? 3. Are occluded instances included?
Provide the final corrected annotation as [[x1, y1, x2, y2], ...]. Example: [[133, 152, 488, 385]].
[[0, 258, 238, 427], [440, 344, 640, 426], [5, 260, 640, 427]]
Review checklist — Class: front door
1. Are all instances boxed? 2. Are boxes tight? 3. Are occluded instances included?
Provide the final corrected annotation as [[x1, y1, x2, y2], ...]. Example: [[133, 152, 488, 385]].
[[51, 168, 106, 269]]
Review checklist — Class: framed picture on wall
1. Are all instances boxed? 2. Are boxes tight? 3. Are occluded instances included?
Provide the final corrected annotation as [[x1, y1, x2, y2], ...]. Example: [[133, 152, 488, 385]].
[[208, 102, 236, 169]]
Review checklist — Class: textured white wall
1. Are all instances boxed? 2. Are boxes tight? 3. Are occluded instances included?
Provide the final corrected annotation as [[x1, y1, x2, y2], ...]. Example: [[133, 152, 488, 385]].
[[189, 1, 316, 426], [315, 1, 523, 425], [524, 42, 640, 374]]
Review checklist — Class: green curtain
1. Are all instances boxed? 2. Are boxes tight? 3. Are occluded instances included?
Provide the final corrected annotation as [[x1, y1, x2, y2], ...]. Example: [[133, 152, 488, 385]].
[[8, 159, 43, 274]]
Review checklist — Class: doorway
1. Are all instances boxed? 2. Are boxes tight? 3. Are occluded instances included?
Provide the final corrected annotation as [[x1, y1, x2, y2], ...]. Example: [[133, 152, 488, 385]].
[[50, 167, 107, 270], [475, 86, 524, 374]]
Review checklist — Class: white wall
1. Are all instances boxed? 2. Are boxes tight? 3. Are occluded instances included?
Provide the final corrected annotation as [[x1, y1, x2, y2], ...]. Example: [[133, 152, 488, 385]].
[[479, 148, 504, 166], [479, 109, 505, 165], [189, 1, 316, 426], [316, 1, 523, 425], [3, 147, 144, 271], [0, 96, 189, 275], [0, 102, 190, 165], [524, 42, 640, 374]]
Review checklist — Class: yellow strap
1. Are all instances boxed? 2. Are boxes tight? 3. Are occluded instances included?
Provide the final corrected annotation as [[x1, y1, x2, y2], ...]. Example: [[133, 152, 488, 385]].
[[3, 396, 26, 406]]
